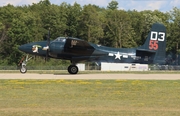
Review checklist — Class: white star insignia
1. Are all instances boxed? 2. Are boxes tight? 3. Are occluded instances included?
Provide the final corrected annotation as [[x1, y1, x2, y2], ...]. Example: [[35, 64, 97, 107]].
[[115, 52, 122, 60]]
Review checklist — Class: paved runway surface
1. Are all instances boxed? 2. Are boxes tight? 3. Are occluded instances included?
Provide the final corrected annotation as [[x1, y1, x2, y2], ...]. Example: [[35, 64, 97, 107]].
[[0, 73, 180, 80]]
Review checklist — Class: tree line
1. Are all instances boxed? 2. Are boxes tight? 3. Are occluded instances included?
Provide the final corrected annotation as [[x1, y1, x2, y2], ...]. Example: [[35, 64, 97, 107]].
[[0, 0, 180, 66]]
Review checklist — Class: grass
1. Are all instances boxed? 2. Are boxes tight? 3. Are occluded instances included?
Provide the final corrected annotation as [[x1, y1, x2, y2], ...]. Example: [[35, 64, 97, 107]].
[[0, 80, 180, 116]]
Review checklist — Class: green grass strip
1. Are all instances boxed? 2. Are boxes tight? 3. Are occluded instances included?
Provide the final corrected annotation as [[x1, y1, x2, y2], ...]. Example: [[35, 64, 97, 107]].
[[0, 80, 180, 116]]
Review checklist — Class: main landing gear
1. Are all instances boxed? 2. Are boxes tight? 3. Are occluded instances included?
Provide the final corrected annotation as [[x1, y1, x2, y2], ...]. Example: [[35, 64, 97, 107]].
[[67, 65, 79, 74], [18, 55, 33, 74]]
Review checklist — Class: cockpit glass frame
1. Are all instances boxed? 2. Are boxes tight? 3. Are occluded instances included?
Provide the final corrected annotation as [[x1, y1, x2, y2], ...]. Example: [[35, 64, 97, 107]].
[[53, 37, 66, 42]]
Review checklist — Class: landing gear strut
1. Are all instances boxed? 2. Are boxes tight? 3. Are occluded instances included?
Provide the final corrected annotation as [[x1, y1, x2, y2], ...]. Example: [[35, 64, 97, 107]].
[[18, 55, 33, 74], [68, 65, 78, 74]]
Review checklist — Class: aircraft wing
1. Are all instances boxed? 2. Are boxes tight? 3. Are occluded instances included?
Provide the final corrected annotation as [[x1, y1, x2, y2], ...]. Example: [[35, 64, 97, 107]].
[[64, 38, 95, 56]]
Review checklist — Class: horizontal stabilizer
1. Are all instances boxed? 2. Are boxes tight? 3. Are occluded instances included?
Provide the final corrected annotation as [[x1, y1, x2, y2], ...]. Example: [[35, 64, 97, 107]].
[[136, 48, 156, 53]]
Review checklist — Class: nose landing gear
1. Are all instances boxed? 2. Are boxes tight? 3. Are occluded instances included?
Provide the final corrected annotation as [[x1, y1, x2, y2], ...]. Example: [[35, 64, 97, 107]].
[[18, 55, 33, 74]]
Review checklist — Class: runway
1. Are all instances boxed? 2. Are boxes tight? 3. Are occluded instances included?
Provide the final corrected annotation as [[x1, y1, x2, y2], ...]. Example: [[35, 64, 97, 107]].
[[0, 73, 180, 80]]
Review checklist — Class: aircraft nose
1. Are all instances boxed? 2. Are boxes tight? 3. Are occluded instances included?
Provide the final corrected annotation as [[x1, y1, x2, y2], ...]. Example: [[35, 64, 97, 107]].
[[18, 45, 25, 52], [18, 44, 30, 53], [18, 41, 48, 54]]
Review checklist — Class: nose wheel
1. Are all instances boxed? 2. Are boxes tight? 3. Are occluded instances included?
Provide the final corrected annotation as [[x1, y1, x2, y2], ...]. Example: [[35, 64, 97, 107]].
[[20, 65, 27, 74], [68, 65, 78, 74], [18, 55, 33, 74]]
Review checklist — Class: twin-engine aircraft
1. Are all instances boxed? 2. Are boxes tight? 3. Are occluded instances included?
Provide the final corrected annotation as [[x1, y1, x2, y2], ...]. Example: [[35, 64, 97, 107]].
[[18, 23, 166, 74]]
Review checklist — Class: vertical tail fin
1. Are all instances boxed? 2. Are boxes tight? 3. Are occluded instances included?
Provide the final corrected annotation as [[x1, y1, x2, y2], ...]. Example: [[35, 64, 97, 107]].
[[138, 23, 166, 64]]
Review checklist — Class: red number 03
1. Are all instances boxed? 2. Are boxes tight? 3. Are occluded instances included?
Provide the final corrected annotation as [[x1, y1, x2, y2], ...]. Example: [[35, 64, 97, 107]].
[[149, 40, 158, 50]]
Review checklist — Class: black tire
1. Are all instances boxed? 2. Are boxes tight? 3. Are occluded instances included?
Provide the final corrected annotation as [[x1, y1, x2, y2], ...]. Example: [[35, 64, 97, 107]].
[[68, 65, 78, 74], [20, 66, 27, 74]]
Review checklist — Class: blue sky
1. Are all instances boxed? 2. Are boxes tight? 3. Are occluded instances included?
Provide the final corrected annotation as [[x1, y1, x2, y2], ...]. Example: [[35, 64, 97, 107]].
[[0, 0, 180, 12]]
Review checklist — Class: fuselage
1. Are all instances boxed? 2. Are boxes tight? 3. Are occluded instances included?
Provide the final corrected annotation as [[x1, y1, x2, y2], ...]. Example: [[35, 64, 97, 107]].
[[19, 37, 154, 64]]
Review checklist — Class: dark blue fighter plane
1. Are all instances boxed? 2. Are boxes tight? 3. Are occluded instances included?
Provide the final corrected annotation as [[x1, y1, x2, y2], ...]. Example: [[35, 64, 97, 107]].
[[18, 23, 166, 74]]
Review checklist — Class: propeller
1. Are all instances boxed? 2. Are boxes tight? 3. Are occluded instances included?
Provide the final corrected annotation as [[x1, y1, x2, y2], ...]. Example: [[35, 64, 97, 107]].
[[45, 28, 50, 62]]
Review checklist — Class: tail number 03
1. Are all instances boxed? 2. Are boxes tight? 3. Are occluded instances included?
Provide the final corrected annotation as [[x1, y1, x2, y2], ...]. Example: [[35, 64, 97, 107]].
[[149, 31, 165, 50]]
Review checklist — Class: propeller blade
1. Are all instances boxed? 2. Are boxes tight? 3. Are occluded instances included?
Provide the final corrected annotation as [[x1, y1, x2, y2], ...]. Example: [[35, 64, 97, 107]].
[[47, 28, 50, 46], [45, 28, 50, 62]]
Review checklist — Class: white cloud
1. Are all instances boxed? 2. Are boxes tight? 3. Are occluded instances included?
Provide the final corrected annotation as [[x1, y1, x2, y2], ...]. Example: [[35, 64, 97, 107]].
[[118, 0, 170, 12], [73, 0, 111, 7], [0, 0, 180, 12], [170, 0, 180, 7], [1, 0, 20, 6], [146, 1, 165, 10], [0, 0, 40, 6]]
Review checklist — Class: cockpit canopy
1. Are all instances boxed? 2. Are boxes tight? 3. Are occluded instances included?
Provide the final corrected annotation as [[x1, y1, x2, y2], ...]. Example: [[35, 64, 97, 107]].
[[53, 37, 66, 42]]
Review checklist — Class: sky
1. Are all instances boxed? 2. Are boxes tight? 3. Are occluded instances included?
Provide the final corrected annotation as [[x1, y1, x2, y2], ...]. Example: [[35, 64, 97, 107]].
[[0, 0, 180, 12]]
